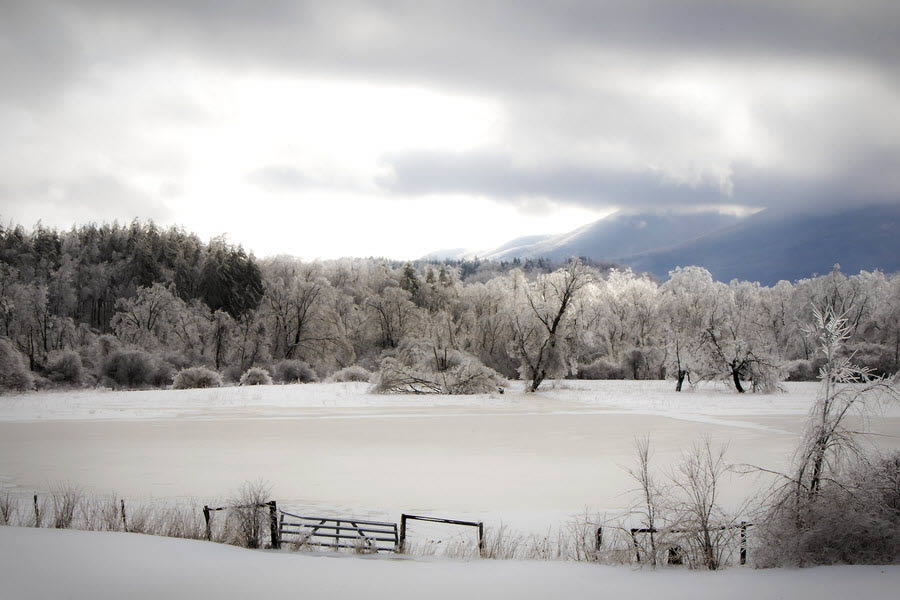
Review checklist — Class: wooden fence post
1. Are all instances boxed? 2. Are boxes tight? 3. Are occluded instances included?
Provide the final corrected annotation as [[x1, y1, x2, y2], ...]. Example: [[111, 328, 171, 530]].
[[477, 522, 484, 558], [203, 505, 211, 541], [399, 514, 407, 553], [33, 494, 40, 528], [268, 501, 280, 549], [631, 529, 641, 563], [740, 522, 747, 565], [120, 499, 128, 532], [596, 526, 603, 550]]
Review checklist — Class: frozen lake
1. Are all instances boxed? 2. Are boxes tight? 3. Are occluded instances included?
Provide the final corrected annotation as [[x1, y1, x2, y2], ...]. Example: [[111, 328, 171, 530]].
[[2, 380, 898, 530]]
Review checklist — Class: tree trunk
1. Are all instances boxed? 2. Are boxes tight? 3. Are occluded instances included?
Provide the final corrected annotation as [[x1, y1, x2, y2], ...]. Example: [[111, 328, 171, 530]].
[[529, 364, 545, 392], [675, 369, 687, 392], [731, 367, 745, 393]]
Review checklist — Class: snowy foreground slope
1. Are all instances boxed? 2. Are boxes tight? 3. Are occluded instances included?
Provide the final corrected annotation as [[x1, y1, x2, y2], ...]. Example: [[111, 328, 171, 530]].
[[3, 527, 899, 600]]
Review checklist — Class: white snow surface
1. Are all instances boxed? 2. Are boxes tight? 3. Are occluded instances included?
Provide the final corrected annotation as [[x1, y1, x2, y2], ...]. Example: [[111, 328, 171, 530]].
[[2, 527, 899, 600], [0, 380, 833, 424], [1, 380, 898, 532]]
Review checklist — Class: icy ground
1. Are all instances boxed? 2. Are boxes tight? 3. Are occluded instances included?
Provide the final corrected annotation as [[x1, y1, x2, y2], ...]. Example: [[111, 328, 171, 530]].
[[2, 527, 899, 600], [1, 380, 899, 531]]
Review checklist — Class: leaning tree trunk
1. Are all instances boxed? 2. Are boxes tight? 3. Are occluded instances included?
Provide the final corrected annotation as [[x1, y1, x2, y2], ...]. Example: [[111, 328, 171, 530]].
[[731, 363, 745, 393], [676, 369, 687, 392]]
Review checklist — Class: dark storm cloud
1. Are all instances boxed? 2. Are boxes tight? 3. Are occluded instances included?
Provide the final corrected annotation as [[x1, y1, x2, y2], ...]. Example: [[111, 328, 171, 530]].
[[2, 0, 899, 220], [379, 152, 730, 207], [0, 2, 84, 106], [7, 1, 899, 98], [380, 152, 899, 215]]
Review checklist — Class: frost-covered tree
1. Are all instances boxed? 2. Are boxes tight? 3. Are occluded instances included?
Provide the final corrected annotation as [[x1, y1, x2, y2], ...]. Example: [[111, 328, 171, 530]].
[[111, 283, 179, 350], [700, 280, 783, 392], [232, 311, 272, 373], [366, 286, 421, 350], [755, 307, 900, 566], [0, 337, 34, 391], [590, 269, 662, 378], [660, 267, 716, 391], [263, 263, 331, 360], [456, 279, 518, 378], [508, 260, 590, 391]]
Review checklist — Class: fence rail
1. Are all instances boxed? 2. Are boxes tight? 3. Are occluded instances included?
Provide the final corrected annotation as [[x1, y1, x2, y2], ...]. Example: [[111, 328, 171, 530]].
[[629, 522, 752, 565], [399, 513, 485, 556]]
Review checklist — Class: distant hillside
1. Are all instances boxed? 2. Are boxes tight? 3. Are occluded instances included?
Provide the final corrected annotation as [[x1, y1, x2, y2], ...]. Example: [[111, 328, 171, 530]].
[[423, 234, 553, 261], [426, 211, 743, 262], [427, 204, 900, 284], [623, 204, 900, 284], [483, 212, 744, 262]]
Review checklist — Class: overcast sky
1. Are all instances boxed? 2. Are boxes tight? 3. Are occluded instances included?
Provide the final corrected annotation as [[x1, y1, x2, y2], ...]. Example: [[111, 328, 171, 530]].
[[1, 1, 898, 259]]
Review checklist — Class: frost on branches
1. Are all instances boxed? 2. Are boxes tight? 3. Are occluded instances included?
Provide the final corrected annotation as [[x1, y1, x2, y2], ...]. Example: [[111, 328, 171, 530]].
[[755, 307, 900, 566], [508, 260, 590, 392], [371, 338, 505, 395]]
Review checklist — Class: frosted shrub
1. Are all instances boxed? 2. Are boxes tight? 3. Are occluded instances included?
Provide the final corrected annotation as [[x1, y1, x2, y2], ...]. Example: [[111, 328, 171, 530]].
[[239, 367, 272, 386], [274, 359, 318, 383], [578, 358, 627, 380], [151, 361, 176, 387], [372, 339, 504, 394], [45, 349, 84, 384], [756, 453, 900, 566], [227, 480, 270, 549], [784, 359, 819, 381], [172, 366, 223, 389], [330, 365, 372, 383], [102, 350, 159, 388], [0, 337, 34, 391], [755, 308, 900, 566]]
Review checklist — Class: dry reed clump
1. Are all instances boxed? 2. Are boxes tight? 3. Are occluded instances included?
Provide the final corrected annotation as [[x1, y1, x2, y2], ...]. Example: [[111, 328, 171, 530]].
[[1, 481, 274, 550], [0, 492, 20, 526], [224, 480, 271, 549], [402, 512, 633, 564], [1, 488, 205, 542]]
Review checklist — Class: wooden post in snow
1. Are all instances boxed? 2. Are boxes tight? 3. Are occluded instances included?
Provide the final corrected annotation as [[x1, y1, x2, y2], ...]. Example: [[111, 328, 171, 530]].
[[268, 501, 280, 549], [203, 505, 211, 541]]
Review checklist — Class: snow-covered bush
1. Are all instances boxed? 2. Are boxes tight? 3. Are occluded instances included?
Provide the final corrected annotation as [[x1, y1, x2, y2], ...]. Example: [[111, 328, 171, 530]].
[[101, 350, 158, 388], [372, 339, 504, 394], [239, 367, 272, 386], [578, 358, 627, 380], [755, 308, 900, 566], [755, 453, 900, 567], [783, 359, 820, 381], [851, 342, 895, 377], [45, 349, 84, 385], [172, 366, 223, 389], [274, 359, 318, 383], [0, 337, 34, 391], [330, 365, 371, 383], [227, 480, 270, 549], [151, 361, 176, 388]]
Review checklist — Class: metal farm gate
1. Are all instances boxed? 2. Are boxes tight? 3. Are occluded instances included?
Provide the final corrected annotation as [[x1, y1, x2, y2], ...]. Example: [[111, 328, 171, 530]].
[[278, 511, 400, 553]]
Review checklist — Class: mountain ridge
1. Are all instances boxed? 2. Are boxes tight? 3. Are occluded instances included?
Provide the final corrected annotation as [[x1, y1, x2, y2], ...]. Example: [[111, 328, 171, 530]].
[[426, 204, 900, 284]]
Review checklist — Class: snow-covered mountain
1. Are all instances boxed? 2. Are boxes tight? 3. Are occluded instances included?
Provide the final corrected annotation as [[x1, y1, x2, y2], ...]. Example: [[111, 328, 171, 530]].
[[426, 204, 900, 284], [624, 204, 900, 284], [425, 211, 742, 262]]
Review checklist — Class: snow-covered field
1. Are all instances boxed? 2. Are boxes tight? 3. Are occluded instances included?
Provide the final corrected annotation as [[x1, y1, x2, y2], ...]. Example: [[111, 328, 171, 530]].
[[3, 527, 899, 600], [3, 380, 899, 598], [1, 380, 899, 528]]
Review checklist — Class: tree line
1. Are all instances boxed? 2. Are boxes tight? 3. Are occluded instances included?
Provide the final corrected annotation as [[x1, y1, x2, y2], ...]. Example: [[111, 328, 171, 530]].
[[1, 220, 898, 392]]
